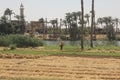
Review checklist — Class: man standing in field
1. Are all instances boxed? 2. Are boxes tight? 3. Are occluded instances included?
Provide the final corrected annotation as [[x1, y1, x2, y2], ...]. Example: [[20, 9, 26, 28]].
[[59, 41, 64, 50]]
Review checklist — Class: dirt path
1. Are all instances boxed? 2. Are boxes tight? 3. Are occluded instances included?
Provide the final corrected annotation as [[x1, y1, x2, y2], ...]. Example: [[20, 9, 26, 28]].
[[0, 55, 120, 80]]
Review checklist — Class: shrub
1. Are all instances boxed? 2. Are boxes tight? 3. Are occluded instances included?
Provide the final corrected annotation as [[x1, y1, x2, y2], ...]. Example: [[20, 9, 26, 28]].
[[0, 35, 11, 46], [116, 37, 120, 41], [0, 34, 44, 47], [9, 44, 16, 50]]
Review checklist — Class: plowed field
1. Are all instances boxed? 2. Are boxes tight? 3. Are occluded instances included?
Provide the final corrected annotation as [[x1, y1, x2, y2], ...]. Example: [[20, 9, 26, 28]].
[[0, 54, 120, 80]]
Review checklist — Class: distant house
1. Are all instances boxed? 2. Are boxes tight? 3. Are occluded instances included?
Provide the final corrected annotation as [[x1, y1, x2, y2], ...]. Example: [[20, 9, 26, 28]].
[[11, 20, 19, 24], [31, 21, 43, 33]]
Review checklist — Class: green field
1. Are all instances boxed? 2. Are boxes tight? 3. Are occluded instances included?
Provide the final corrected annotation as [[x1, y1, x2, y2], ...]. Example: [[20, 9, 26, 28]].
[[0, 45, 120, 58]]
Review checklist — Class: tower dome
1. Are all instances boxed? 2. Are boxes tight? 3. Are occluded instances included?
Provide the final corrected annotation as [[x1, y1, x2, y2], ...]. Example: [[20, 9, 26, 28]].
[[20, 3, 24, 8]]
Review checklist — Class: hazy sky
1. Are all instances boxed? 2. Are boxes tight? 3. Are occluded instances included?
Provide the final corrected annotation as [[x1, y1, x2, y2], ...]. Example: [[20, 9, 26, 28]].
[[0, 0, 120, 21]]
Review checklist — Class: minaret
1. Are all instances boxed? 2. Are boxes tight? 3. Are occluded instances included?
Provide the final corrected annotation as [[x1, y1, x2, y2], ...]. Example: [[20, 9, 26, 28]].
[[20, 2, 25, 22], [20, 2, 25, 34]]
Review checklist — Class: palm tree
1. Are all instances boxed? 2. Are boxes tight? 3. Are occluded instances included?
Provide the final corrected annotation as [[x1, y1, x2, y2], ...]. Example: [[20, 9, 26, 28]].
[[71, 12, 77, 24], [39, 18, 45, 39], [114, 18, 119, 33], [76, 11, 82, 39], [0, 16, 7, 23], [65, 13, 72, 39], [59, 19, 62, 37], [45, 18, 48, 34], [56, 18, 58, 32], [84, 14, 90, 27], [50, 19, 57, 38], [63, 20, 68, 39], [81, 0, 84, 50], [103, 16, 112, 26], [66, 13, 72, 27], [102, 16, 112, 33], [97, 17, 103, 27], [90, 0, 94, 48], [102, 16, 116, 40], [4, 8, 13, 21], [76, 11, 82, 24], [93, 12, 96, 40], [14, 15, 20, 22]]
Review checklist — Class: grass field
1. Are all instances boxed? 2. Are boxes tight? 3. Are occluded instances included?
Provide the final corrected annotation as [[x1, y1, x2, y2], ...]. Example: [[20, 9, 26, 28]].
[[0, 45, 120, 58]]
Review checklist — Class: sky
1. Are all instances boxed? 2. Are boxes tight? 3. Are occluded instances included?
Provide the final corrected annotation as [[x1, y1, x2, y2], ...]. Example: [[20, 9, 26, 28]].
[[0, 0, 120, 22]]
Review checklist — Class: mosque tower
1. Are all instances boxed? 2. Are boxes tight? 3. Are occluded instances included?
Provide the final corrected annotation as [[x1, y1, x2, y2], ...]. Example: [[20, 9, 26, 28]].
[[20, 2, 25, 34], [20, 2, 25, 22]]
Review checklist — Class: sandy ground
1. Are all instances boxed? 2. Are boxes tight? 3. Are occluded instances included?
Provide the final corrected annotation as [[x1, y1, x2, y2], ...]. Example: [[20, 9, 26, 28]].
[[0, 54, 120, 80]]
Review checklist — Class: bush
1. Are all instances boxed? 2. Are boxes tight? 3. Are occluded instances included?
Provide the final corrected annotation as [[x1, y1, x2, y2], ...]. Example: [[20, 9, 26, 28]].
[[0, 35, 11, 46], [116, 37, 120, 41], [0, 34, 44, 47], [9, 44, 16, 50]]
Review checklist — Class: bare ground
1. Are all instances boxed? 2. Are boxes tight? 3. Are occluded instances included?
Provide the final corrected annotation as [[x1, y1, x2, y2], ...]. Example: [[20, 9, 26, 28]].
[[0, 54, 120, 80]]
